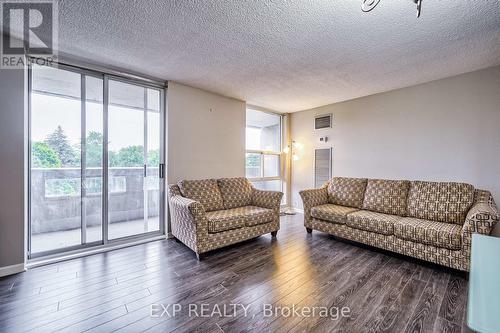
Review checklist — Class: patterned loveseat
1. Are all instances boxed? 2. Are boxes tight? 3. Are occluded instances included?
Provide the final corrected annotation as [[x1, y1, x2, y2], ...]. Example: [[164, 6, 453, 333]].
[[300, 177, 499, 271], [168, 177, 283, 259]]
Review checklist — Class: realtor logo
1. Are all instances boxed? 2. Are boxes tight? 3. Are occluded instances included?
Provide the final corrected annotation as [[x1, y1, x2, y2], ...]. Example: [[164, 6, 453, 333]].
[[1, 0, 58, 68]]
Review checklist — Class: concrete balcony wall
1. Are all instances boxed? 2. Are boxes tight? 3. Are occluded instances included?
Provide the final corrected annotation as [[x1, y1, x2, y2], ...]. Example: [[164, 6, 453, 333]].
[[31, 167, 159, 234]]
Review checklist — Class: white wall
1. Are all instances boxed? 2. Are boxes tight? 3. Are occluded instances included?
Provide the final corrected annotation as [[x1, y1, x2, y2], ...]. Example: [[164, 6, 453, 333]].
[[166, 82, 246, 183], [290, 66, 500, 235], [0, 68, 27, 273]]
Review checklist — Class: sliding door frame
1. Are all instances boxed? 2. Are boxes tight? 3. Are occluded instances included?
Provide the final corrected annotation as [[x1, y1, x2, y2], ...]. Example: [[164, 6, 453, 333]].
[[27, 59, 166, 260]]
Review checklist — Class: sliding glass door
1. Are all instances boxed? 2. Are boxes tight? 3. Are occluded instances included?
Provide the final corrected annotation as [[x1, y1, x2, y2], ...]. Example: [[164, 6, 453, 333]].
[[30, 65, 88, 253], [29, 63, 164, 258], [107, 79, 161, 240]]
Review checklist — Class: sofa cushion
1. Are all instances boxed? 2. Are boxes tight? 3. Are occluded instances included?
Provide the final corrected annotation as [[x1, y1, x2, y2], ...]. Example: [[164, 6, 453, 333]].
[[206, 206, 274, 233], [217, 177, 253, 209], [362, 179, 410, 216], [311, 204, 359, 224], [243, 206, 275, 227], [394, 217, 462, 250], [206, 209, 246, 233], [328, 177, 368, 208], [178, 179, 224, 212], [346, 210, 401, 235], [407, 181, 475, 225]]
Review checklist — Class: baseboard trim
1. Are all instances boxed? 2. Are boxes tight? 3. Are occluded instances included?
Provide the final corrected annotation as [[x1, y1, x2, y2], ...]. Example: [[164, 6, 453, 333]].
[[0, 263, 26, 277]]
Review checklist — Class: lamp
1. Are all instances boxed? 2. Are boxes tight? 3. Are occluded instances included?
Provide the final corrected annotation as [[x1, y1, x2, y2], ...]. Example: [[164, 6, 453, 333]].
[[281, 140, 299, 215], [283, 140, 300, 161]]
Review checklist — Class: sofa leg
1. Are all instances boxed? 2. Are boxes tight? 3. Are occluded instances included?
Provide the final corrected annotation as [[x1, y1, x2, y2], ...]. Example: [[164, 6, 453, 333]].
[[271, 231, 278, 237], [196, 253, 206, 261], [306, 227, 313, 234]]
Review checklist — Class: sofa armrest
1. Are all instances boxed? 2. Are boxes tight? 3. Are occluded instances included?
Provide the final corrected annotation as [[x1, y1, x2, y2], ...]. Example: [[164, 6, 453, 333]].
[[299, 187, 329, 227], [169, 195, 208, 252], [251, 189, 283, 213], [169, 195, 206, 224], [462, 191, 499, 255]]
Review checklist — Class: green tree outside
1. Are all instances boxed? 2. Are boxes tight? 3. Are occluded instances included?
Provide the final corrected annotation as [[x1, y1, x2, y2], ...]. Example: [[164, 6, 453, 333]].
[[148, 149, 160, 166], [34, 128, 161, 169], [86, 131, 103, 167], [45, 126, 79, 167], [113, 145, 144, 167], [32, 142, 61, 168]]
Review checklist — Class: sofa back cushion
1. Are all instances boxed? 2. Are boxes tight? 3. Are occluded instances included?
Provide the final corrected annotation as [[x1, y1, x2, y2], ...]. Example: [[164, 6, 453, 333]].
[[217, 177, 253, 209], [362, 179, 410, 216], [407, 181, 475, 224], [178, 179, 224, 212], [328, 177, 367, 208]]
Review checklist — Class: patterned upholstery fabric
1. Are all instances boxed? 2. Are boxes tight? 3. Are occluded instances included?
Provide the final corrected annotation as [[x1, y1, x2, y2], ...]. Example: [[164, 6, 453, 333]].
[[394, 217, 462, 250], [217, 177, 253, 209], [310, 204, 358, 224], [206, 206, 275, 233], [178, 179, 224, 212], [407, 181, 474, 225], [362, 179, 410, 216], [462, 189, 499, 258], [311, 219, 468, 271], [301, 177, 497, 271], [346, 210, 401, 235], [168, 178, 282, 257], [203, 221, 279, 253], [168, 184, 207, 253], [206, 209, 246, 233], [299, 187, 329, 228], [243, 206, 276, 227], [251, 189, 283, 214], [328, 177, 367, 208]]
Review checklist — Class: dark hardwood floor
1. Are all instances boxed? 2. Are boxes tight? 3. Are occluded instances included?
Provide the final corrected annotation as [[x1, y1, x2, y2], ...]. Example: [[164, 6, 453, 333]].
[[0, 214, 472, 333]]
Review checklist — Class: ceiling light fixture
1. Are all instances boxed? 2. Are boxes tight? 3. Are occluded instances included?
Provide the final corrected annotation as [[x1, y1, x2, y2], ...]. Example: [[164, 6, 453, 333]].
[[362, 0, 423, 18]]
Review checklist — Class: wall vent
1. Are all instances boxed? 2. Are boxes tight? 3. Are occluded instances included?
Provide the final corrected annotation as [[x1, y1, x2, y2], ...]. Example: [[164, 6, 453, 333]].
[[314, 148, 332, 188], [314, 114, 332, 130]]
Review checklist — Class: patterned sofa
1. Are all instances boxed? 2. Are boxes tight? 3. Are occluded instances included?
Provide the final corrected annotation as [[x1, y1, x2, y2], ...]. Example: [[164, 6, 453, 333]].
[[300, 177, 499, 271], [168, 177, 283, 259]]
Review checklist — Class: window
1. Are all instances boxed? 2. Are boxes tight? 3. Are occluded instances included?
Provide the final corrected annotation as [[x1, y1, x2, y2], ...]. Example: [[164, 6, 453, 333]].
[[245, 109, 284, 202]]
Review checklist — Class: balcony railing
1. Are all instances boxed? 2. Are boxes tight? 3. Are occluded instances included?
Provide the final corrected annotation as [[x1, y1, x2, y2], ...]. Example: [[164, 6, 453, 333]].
[[30, 167, 160, 234]]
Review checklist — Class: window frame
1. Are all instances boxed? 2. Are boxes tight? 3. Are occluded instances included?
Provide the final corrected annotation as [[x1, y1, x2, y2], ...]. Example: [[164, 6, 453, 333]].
[[245, 109, 284, 189]]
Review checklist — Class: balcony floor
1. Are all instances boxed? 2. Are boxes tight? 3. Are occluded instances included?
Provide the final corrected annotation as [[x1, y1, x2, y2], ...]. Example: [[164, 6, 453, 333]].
[[31, 217, 160, 254]]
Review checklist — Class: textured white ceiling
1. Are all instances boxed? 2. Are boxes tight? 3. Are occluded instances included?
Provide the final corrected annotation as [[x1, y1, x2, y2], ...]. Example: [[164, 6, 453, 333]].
[[55, 0, 500, 112]]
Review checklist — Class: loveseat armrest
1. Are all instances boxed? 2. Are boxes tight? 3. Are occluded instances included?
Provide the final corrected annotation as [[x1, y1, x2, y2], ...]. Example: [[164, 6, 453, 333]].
[[251, 189, 283, 213], [169, 195, 207, 225], [299, 187, 329, 228], [462, 190, 499, 255], [169, 195, 208, 252]]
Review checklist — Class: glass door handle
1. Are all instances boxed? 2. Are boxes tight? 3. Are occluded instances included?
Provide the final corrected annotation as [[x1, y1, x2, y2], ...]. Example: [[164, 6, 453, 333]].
[[159, 163, 165, 179]]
